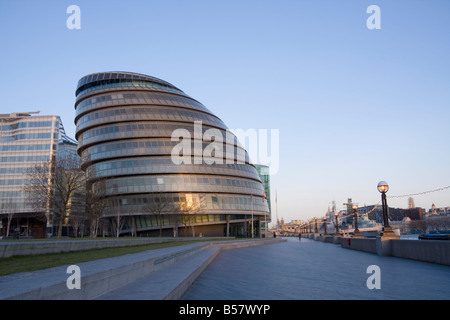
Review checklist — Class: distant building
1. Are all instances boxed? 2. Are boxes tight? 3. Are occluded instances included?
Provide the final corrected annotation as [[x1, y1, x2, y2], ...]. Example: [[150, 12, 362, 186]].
[[364, 205, 423, 223], [390, 207, 423, 221], [0, 112, 77, 238], [408, 197, 415, 209], [427, 204, 450, 217], [277, 218, 302, 235]]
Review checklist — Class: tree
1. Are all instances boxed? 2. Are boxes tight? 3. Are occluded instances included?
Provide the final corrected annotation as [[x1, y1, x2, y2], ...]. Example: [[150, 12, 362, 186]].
[[177, 195, 206, 237], [24, 153, 85, 238], [99, 217, 109, 237], [85, 178, 107, 238], [144, 193, 171, 237], [1, 198, 17, 237], [179, 204, 193, 237], [407, 219, 426, 233], [426, 216, 450, 232], [111, 212, 125, 238], [69, 214, 83, 237], [168, 210, 182, 237], [110, 198, 125, 238]]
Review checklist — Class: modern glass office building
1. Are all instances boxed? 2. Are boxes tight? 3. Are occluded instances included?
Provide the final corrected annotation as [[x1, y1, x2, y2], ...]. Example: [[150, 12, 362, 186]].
[[74, 71, 270, 237], [255, 164, 272, 236], [0, 112, 77, 238]]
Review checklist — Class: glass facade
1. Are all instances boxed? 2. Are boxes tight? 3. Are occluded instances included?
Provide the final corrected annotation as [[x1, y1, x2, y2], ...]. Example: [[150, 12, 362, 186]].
[[255, 164, 272, 237], [0, 112, 77, 237], [75, 71, 270, 237], [255, 164, 271, 215]]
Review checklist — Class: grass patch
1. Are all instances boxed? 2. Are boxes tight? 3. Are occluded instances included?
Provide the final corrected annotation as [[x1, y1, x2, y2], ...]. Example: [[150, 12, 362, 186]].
[[0, 240, 199, 276]]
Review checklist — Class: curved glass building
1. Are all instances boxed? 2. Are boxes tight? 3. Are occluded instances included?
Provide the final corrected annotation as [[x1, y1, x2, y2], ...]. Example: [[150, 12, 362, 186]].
[[74, 71, 269, 237]]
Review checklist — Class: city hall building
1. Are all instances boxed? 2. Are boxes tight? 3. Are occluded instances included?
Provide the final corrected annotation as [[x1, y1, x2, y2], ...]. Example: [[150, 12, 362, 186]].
[[74, 71, 270, 237]]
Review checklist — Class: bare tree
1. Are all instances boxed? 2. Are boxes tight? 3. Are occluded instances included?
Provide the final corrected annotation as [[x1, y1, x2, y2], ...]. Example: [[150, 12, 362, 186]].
[[85, 178, 108, 238], [111, 213, 125, 238], [177, 196, 206, 237], [99, 217, 109, 237], [144, 193, 171, 237], [407, 219, 426, 233], [69, 214, 83, 237], [168, 212, 181, 237], [1, 198, 17, 237], [426, 216, 450, 232], [68, 185, 87, 237], [24, 153, 85, 238], [109, 199, 125, 238]]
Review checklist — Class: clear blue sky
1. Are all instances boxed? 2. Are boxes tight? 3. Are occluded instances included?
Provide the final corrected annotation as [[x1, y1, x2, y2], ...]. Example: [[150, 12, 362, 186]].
[[1, 0, 449, 222]]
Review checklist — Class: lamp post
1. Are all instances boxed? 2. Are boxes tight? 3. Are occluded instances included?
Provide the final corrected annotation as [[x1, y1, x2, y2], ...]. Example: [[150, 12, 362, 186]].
[[352, 203, 363, 237], [334, 212, 341, 236], [377, 181, 397, 237]]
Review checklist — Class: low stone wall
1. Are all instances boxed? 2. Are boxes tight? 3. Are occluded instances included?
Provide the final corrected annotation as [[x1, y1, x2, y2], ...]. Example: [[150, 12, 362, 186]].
[[0, 237, 229, 258], [312, 235, 339, 244], [340, 237, 377, 254], [306, 233, 450, 266], [390, 239, 450, 266], [340, 236, 450, 266]]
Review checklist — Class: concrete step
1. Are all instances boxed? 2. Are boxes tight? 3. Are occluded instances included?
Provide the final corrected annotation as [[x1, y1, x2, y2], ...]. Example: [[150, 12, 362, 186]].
[[96, 246, 221, 300], [0, 242, 209, 300]]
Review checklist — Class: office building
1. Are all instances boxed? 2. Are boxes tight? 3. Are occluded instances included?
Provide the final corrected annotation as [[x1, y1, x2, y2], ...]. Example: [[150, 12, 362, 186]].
[[74, 71, 269, 237], [0, 112, 77, 237], [255, 164, 271, 235]]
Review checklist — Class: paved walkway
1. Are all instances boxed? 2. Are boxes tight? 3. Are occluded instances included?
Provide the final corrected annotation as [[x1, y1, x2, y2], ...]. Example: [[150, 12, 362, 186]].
[[183, 237, 450, 300]]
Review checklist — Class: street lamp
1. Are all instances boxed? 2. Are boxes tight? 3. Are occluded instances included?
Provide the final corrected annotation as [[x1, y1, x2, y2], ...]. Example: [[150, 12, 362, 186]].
[[352, 203, 362, 237], [377, 181, 397, 237], [334, 212, 341, 236]]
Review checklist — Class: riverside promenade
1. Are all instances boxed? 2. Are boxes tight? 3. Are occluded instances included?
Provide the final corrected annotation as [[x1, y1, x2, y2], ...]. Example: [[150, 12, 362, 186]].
[[1, 236, 449, 300]]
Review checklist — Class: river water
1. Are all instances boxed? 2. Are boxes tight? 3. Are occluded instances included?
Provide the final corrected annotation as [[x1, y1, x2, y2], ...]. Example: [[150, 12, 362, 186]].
[[183, 237, 450, 300]]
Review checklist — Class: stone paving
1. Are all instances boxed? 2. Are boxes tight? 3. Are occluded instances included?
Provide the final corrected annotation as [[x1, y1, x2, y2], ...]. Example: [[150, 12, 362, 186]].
[[183, 237, 450, 300]]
